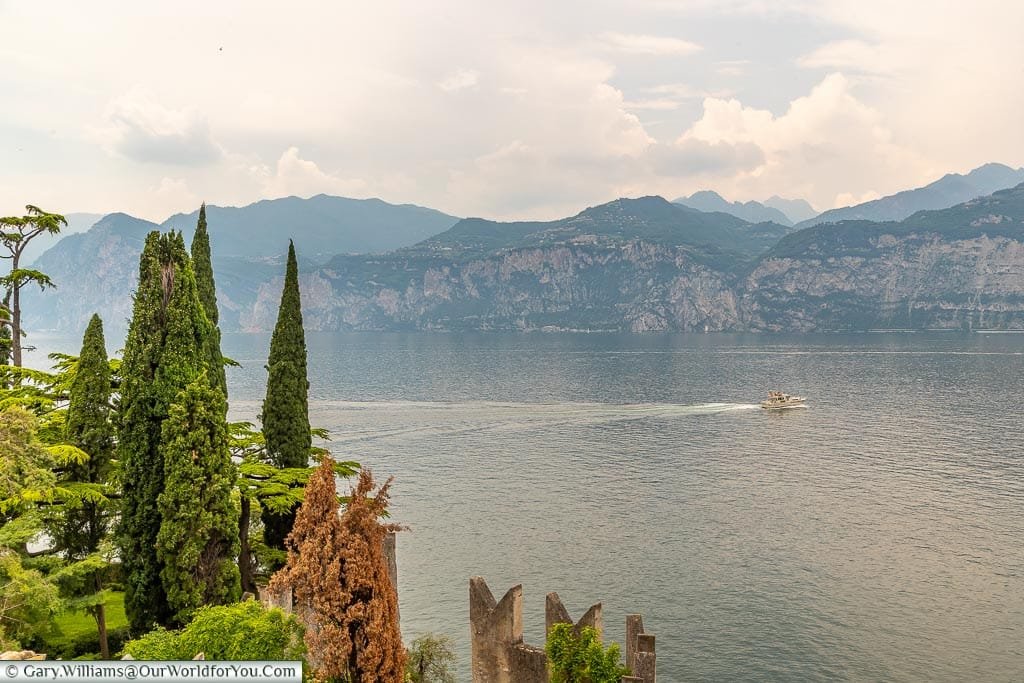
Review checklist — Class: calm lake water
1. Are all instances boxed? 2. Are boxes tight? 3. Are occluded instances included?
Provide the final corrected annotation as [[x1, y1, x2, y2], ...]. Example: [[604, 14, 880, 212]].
[[28, 331, 1024, 681]]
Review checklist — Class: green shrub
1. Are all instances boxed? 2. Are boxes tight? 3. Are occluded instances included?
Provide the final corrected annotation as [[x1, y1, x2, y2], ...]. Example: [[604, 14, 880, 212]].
[[545, 623, 628, 683], [40, 626, 130, 660], [405, 633, 456, 683], [121, 627, 184, 660], [120, 601, 304, 661]]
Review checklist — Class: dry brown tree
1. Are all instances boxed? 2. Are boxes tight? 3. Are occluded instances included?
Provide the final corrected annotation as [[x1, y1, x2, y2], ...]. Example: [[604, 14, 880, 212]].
[[270, 455, 405, 682]]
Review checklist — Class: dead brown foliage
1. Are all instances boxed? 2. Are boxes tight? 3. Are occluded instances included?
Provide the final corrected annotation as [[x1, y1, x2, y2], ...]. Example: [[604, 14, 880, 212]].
[[270, 456, 406, 682]]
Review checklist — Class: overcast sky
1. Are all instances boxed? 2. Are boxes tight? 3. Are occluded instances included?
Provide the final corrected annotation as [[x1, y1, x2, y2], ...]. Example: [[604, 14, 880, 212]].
[[2, 0, 1023, 222]]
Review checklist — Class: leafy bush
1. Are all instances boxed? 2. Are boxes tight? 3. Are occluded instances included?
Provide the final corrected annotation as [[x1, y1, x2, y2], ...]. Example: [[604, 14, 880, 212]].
[[405, 633, 456, 683], [121, 601, 304, 661], [39, 626, 130, 660], [545, 623, 629, 683], [120, 627, 184, 660]]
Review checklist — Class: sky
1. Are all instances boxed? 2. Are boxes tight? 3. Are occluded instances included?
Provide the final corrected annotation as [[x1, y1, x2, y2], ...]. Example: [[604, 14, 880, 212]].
[[2, 0, 1023, 222]]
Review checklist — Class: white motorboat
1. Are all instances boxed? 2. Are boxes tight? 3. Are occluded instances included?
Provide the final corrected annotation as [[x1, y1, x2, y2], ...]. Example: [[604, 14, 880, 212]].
[[760, 390, 807, 410]]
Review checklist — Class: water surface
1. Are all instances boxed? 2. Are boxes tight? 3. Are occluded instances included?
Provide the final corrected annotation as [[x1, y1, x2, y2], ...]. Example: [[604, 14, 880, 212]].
[[31, 331, 1024, 681]]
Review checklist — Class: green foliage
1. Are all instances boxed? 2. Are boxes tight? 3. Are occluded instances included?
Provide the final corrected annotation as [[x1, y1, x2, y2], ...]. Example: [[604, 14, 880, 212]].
[[190, 204, 227, 396], [545, 623, 629, 683], [261, 241, 311, 470], [0, 205, 66, 367], [405, 633, 457, 683], [118, 231, 216, 632], [120, 626, 183, 660], [191, 204, 218, 326], [55, 314, 115, 560], [260, 241, 311, 550], [157, 377, 240, 624], [121, 601, 305, 661], [0, 406, 57, 520], [0, 549, 61, 649]]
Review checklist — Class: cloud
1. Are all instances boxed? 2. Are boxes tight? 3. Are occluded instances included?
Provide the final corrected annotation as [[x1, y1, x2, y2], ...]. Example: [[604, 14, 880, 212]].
[[149, 177, 200, 219], [797, 40, 892, 75], [597, 32, 702, 56], [623, 98, 681, 111], [648, 138, 765, 176], [715, 60, 750, 77], [834, 189, 881, 207], [438, 68, 480, 92], [258, 147, 368, 199], [673, 73, 931, 209], [4, 0, 1023, 221], [95, 89, 222, 165]]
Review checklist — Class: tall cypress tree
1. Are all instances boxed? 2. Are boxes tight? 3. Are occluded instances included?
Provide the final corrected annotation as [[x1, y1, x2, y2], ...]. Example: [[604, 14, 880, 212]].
[[56, 313, 115, 655], [118, 232, 213, 632], [157, 376, 240, 624], [59, 313, 114, 555], [260, 241, 311, 549], [190, 203, 227, 397]]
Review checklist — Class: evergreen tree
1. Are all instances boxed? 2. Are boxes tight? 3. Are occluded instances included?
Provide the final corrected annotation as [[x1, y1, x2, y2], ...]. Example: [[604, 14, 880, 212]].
[[190, 203, 227, 396], [157, 376, 240, 624], [260, 241, 311, 549], [58, 314, 115, 656], [59, 314, 114, 556], [118, 232, 214, 632]]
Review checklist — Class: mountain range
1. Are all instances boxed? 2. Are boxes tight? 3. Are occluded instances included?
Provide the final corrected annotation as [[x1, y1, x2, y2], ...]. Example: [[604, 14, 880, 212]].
[[792, 162, 1024, 229], [160, 195, 458, 259], [23, 196, 458, 333], [673, 191, 808, 227], [20, 162, 1024, 335]]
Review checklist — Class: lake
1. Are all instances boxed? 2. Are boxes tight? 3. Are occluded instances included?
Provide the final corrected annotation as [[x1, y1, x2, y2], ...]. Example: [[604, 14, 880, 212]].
[[27, 330, 1024, 681]]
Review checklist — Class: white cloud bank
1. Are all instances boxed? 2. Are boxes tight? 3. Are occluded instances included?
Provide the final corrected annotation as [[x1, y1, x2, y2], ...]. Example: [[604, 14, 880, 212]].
[[0, 0, 1021, 220], [672, 73, 930, 209], [93, 89, 223, 166]]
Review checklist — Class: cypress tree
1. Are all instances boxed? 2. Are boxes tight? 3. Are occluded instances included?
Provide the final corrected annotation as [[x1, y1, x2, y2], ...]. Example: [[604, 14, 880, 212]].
[[260, 241, 311, 549], [157, 376, 240, 624], [190, 203, 227, 396], [52, 314, 116, 655], [118, 232, 214, 632], [59, 313, 114, 556]]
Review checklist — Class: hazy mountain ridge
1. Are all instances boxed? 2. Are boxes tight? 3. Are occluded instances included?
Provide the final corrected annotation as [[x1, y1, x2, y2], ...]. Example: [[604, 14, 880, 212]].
[[673, 190, 796, 227], [21, 172, 1024, 335], [243, 186, 1024, 332], [794, 162, 1024, 229], [237, 197, 783, 331], [26, 213, 159, 331], [763, 196, 818, 224], [745, 183, 1024, 330], [160, 195, 458, 259], [22, 195, 460, 333], [21, 212, 104, 266]]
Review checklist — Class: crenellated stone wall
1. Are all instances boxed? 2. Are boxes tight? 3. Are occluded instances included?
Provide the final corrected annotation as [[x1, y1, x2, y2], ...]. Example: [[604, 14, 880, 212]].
[[469, 576, 657, 683]]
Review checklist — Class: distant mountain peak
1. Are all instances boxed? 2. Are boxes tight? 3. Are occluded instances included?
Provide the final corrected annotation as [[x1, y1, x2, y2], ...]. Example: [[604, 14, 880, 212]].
[[795, 161, 1024, 229], [673, 191, 795, 227]]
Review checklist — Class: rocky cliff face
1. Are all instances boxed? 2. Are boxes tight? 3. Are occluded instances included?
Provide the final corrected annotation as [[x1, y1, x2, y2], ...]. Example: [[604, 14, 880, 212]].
[[742, 233, 1024, 331], [23, 213, 157, 333], [742, 185, 1024, 330], [242, 240, 741, 332]]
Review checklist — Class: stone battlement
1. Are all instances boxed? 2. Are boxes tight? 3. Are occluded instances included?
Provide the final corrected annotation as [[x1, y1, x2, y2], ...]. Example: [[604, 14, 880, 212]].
[[470, 576, 656, 683]]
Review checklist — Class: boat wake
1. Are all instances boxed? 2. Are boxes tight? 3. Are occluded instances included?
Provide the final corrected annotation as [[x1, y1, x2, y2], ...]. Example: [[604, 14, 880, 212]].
[[275, 400, 764, 445]]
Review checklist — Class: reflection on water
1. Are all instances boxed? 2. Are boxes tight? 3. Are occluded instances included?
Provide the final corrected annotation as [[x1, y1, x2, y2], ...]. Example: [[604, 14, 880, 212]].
[[28, 331, 1024, 681]]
